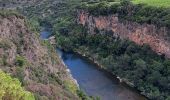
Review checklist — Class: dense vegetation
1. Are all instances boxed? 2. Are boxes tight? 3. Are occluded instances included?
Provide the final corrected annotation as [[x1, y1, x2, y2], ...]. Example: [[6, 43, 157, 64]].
[[79, 0, 170, 28], [3, 1, 99, 99], [0, 9, 24, 18], [0, 70, 35, 100], [4, 0, 169, 100], [0, 9, 82, 100], [52, 1, 170, 97], [132, 0, 170, 7], [55, 23, 170, 100]]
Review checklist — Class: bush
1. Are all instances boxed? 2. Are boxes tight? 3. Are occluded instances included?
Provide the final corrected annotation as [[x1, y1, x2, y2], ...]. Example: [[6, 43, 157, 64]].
[[0, 70, 35, 100], [15, 55, 26, 67], [0, 9, 24, 19]]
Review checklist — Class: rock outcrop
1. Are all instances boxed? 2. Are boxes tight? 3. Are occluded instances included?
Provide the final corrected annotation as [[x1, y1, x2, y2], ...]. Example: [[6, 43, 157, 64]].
[[78, 11, 170, 58]]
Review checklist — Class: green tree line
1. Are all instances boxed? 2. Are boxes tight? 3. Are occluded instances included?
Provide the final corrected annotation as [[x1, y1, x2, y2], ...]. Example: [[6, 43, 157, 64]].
[[55, 24, 170, 100], [78, 0, 170, 28]]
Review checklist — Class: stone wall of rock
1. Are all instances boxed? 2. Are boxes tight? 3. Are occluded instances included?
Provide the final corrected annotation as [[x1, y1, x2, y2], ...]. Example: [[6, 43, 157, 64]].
[[78, 11, 170, 58]]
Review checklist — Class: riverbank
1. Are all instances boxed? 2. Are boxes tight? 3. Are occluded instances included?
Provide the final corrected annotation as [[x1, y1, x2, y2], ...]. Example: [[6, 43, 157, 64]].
[[47, 25, 148, 99], [75, 50, 134, 86], [56, 46, 148, 100], [75, 50, 144, 91], [56, 47, 147, 100], [57, 50, 80, 88], [75, 50, 150, 99], [44, 35, 101, 100]]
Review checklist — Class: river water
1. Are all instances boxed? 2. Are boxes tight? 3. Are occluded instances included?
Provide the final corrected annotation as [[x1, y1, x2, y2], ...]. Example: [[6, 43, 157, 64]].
[[40, 30, 147, 100]]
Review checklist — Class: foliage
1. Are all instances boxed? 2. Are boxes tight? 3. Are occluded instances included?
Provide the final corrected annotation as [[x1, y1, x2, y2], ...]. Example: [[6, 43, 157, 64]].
[[0, 70, 35, 100], [76, 90, 100, 100], [15, 67, 25, 84], [63, 80, 100, 100], [56, 25, 170, 100], [26, 17, 41, 34], [64, 80, 78, 94], [15, 55, 27, 67], [0, 9, 24, 18], [132, 0, 170, 8], [0, 40, 12, 50], [0, 2, 83, 99], [10, 0, 170, 99], [79, 0, 170, 28]]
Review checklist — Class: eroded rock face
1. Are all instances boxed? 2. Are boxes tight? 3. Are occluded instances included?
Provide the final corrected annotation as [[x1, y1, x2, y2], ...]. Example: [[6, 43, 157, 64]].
[[78, 11, 170, 58], [0, 14, 78, 100]]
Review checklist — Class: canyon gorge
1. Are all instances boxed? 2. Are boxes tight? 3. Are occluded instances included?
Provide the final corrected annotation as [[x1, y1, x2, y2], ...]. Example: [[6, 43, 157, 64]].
[[78, 11, 170, 58]]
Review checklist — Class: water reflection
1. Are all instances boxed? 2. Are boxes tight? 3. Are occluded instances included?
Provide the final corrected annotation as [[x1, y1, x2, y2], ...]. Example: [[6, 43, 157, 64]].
[[56, 49, 147, 100], [40, 30, 147, 100]]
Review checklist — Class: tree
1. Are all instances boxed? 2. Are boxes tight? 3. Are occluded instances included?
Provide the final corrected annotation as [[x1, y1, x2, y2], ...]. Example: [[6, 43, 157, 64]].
[[0, 70, 35, 100], [15, 55, 26, 67]]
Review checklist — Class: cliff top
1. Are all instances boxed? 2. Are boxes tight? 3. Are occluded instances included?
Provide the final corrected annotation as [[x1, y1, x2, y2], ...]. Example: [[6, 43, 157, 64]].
[[79, 0, 170, 28]]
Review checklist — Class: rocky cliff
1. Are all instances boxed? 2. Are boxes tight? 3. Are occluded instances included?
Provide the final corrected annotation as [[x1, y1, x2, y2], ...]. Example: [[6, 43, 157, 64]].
[[78, 11, 170, 58], [0, 11, 79, 100]]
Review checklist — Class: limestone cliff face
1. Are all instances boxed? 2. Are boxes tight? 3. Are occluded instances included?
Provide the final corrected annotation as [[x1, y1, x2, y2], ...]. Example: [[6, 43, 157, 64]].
[[77, 11, 170, 58], [0, 13, 78, 100]]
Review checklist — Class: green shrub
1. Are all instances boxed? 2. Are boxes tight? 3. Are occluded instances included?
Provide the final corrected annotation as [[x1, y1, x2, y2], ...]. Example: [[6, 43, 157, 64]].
[[0, 9, 24, 19], [15, 55, 27, 67], [0, 70, 35, 100], [15, 67, 25, 84]]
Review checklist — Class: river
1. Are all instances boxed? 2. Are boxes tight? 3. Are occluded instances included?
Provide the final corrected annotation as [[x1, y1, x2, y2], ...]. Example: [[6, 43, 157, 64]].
[[40, 30, 147, 100]]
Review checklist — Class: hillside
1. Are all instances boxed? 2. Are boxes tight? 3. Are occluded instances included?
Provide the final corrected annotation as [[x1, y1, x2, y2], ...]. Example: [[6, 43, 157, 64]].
[[54, 1, 170, 100], [19, 0, 82, 25], [0, 10, 79, 100], [0, 0, 41, 8], [13, 0, 170, 99], [1, 0, 170, 100]]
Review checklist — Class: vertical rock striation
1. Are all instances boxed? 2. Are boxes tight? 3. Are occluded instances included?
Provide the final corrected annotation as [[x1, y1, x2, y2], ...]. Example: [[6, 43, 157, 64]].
[[78, 11, 170, 58]]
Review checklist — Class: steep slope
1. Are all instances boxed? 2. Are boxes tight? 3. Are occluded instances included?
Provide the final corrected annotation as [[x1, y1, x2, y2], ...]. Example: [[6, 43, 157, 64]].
[[53, 1, 170, 100], [76, 0, 170, 58], [0, 10, 79, 100], [78, 11, 170, 58]]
